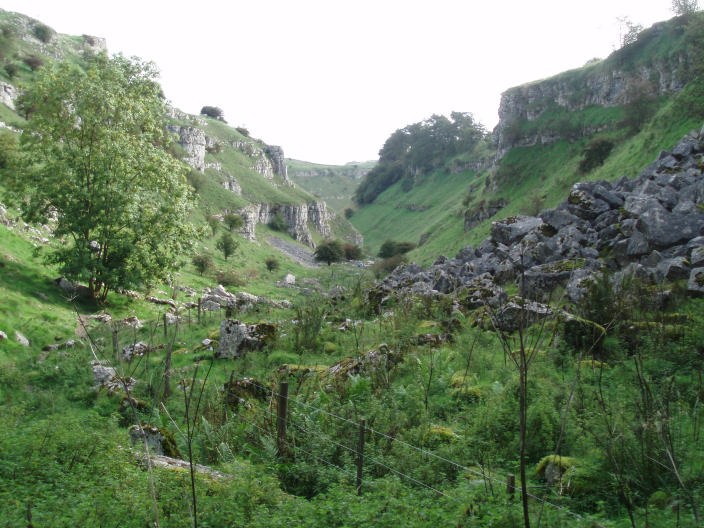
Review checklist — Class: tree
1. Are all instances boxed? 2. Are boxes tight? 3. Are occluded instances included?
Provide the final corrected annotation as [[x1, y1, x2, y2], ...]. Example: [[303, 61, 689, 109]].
[[265, 256, 280, 273], [8, 54, 198, 301], [200, 105, 226, 122], [192, 254, 213, 276], [206, 215, 220, 237], [672, 0, 699, 15], [224, 213, 244, 232], [343, 243, 362, 260], [314, 239, 344, 265], [216, 232, 238, 260], [617, 16, 643, 48], [344, 207, 354, 219]]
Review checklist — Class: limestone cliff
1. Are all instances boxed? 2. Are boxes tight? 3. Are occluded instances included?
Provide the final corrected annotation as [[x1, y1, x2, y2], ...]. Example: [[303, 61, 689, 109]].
[[167, 125, 206, 172], [238, 201, 332, 247], [493, 21, 690, 158]]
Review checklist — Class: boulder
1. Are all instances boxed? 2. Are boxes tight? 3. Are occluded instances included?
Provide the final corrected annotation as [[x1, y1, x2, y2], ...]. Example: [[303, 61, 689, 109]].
[[129, 424, 181, 458], [490, 215, 544, 246], [656, 257, 690, 282], [687, 267, 704, 294], [457, 273, 507, 310], [14, 331, 29, 347], [216, 320, 277, 359], [493, 298, 553, 333], [122, 342, 150, 361]]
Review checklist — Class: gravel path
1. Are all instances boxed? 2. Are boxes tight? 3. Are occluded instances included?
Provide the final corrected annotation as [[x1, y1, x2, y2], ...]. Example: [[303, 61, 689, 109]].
[[268, 236, 319, 268]]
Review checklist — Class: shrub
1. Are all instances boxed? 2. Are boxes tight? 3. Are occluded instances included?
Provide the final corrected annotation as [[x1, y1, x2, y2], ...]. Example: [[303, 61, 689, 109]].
[[314, 239, 344, 265], [344, 207, 354, 219], [224, 213, 244, 232], [371, 254, 406, 278], [236, 126, 250, 137], [216, 232, 238, 260], [215, 269, 244, 287], [32, 23, 54, 43], [378, 239, 416, 258], [192, 254, 213, 276], [268, 211, 287, 232], [4, 63, 17, 79], [579, 139, 614, 173], [200, 105, 226, 122], [265, 256, 280, 272], [206, 214, 220, 236], [186, 169, 207, 193], [22, 55, 44, 71], [343, 243, 362, 260]]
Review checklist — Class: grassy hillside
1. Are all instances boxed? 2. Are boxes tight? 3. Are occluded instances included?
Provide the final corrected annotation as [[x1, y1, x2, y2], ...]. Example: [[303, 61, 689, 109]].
[[287, 159, 376, 213], [351, 13, 704, 263]]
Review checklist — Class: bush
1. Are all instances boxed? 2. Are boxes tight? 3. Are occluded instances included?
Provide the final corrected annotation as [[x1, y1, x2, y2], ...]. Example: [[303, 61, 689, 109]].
[[216, 232, 238, 260], [343, 243, 362, 260], [378, 239, 416, 258], [22, 55, 44, 71], [192, 254, 213, 276], [33, 23, 54, 43], [372, 254, 407, 278], [200, 105, 226, 122], [206, 214, 220, 236], [344, 207, 354, 219], [236, 127, 250, 137], [4, 63, 17, 79], [314, 239, 344, 265], [186, 169, 207, 193], [265, 256, 280, 272], [224, 213, 244, 232], [579, 139, 614, 173], [215, 269, 244, 287], [268, 212, 287, 232]]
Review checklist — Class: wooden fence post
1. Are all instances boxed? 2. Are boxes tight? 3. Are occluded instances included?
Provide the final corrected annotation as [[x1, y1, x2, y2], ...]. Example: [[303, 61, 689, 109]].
[[276, 381, 289, 458], [356, 418, 366, 495], [112, 329, 119, 363], [507, 473, 515, 501], [163, 341, 173, 400], [197, 297, 201, 325], [163, 313, 168, 340]]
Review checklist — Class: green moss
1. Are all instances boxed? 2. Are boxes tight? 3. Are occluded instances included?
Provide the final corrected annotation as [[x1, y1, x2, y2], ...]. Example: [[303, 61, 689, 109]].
[[535, 454, 576, 477]]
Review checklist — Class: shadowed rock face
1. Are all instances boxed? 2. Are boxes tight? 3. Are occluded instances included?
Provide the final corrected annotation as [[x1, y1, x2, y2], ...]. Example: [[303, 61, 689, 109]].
[[371, 125, 704, 320]]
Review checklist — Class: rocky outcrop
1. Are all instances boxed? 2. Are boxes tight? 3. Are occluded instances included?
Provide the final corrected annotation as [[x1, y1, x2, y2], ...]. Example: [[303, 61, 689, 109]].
[[371, 125, 704, 324], [493, 22, 688, 158], [167, 125, 206, 172], [264, 145, 292, 185], [0, 82, 17, 109], [239, 201, 332, 247]]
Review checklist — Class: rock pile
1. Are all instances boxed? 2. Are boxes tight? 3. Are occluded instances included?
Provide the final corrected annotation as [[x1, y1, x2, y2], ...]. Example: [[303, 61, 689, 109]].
[[374, 126, 704, 322]]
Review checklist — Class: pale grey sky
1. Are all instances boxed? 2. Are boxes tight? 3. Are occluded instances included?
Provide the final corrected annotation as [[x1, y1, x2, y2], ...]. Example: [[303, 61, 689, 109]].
[[2, 1, 675, 164]]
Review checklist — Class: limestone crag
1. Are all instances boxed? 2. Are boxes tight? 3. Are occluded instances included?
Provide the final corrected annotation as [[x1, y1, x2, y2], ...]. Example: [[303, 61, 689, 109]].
[[167, 125, 206, 172], [0, 82, 17, 109], [372, 125, 704, 328], [230, 141, 291, 185], [239, 201, 331, 247], [264, 145, 292, 185], [165, 104, 206, 127], [494, 25, 687, 158]]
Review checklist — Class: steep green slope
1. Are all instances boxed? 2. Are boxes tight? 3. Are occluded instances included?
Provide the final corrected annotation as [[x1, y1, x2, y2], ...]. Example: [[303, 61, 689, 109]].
[[351, 12, 704, 264]]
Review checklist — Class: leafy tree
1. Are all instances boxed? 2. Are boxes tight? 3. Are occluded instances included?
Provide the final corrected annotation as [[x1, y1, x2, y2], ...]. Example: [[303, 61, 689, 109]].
[[344, 207, 354, 219], [378, 240, 416, 258], [186, 169, 207, 193], [224, 213, 244, 232], [617, 16, 643, 48], [216, 232, 238, 260], [206, 214, 220, 236], [8, 54, 198, 301], [265, 256, 280, 272], [200, 105, 226, 122], [672, 0, 700, 15], [354, 112, 486, 205], [343, 243, 362, 260], [0, 130, 17, 170], [314, 239, 344, 265], [192, 254, 213, 276]]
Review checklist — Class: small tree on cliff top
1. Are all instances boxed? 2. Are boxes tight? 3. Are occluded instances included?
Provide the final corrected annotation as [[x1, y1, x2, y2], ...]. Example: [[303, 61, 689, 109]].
[[9, 54, 198, 301]]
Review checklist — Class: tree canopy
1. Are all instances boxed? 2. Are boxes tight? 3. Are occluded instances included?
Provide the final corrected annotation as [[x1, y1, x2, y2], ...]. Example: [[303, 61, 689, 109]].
[[314, 239, 344, 266], [8, 54, 198, 300], [354, 112, 486, 205]]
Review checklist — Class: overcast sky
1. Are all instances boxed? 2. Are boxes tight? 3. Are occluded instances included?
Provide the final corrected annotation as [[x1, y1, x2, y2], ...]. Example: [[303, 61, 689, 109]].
[[3, 1, 675, 164]]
